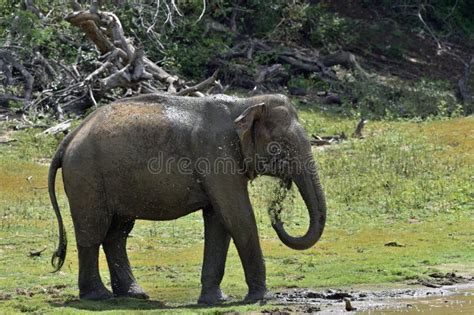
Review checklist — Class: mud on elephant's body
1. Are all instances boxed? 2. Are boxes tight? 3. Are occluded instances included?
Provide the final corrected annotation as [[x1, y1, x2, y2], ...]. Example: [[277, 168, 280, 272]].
[[48, 93, 327, 304]]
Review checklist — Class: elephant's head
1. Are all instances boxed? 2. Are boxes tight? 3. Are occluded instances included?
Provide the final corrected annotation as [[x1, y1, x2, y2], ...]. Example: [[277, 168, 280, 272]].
[[234, 95, 326, 250]]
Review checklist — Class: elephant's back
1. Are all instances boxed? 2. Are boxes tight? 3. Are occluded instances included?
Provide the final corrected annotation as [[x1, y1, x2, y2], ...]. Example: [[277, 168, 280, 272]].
[[60, 95, 234, 174], [61, 102, 197, 174]]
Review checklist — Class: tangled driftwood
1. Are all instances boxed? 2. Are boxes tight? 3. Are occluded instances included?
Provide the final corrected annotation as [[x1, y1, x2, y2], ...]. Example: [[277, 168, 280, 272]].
[[57, 2, 218, 113], [0, 1, 218, 120]]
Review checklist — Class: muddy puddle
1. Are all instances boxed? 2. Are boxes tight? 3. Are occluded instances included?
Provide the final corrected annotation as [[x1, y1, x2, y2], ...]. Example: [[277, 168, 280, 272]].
[[266, 274, 474, 314], [357, 285, 474, 314]]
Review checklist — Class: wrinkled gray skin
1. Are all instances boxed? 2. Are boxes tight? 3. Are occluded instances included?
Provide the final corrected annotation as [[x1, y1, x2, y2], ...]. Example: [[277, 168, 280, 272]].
[[48, 93, 326, 304]]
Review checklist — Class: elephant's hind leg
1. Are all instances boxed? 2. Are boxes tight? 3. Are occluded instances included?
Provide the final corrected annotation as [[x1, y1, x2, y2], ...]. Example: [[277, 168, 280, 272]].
[[70, 201, 113, 300], [198, 207, 231, 305], [103, 218, 148, 299], [77, 244, 113, 300]]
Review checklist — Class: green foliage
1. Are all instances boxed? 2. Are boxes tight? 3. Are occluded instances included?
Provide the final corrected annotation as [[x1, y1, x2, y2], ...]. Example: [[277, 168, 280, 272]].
[[304, 4, 357, 49], [0, 2, 78, 61], [239, 0, 282, 36], [365, 0, 474, 38], [163, 22, 230, 79], [357, 20, 409, 58], [288, 73, 329, 92], [268, 2, 308, 42], [345, 75, 463, 119]]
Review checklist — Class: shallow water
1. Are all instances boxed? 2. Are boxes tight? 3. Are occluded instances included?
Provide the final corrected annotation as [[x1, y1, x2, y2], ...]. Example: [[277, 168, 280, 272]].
[[358, 287, 474, 314]]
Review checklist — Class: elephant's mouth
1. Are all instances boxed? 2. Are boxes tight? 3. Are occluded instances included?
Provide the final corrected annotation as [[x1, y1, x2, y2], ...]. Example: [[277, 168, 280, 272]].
[[267, 178, 292, 224]]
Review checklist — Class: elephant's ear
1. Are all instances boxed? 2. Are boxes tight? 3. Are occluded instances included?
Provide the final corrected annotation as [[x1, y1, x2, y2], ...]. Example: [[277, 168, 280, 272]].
[[234, 103, 266, 178]]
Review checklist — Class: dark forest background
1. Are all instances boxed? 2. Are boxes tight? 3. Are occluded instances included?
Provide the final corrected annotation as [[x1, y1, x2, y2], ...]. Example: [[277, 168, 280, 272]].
[[1, 0, 473, 122]]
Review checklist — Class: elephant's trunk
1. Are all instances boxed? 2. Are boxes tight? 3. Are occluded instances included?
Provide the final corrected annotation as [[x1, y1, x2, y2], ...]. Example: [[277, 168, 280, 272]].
[[271, 168, 326, 250]]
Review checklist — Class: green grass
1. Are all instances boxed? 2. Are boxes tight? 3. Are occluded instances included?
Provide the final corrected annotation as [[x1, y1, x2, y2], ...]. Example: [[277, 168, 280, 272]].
[[0, 113, 473, 313]]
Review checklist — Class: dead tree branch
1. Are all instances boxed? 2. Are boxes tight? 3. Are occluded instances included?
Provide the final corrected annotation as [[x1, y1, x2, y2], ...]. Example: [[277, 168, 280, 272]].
[[177, 70, 219, 96], [11, 1, 213, 116], [0, 50, 34, 108], [43, 119, 72, 135], [216, 39, 367, 90]]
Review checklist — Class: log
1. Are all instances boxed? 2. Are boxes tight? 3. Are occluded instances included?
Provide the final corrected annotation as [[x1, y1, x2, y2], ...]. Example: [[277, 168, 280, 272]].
[[289, 87, 307, 96], [59, 2, 217, 114], [310, 133, 347, 146], [177, 70, 219, 96], [310, 118, 367, 146], [255, 64, 286, 84], [99, 48, 153, 91], [43, 119, 72, 135], [321, 51, 358, 69], [323, 93, 342, 105]]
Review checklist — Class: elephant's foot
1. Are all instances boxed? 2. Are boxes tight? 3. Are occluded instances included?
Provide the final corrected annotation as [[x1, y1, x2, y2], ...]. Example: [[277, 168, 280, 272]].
[[198, 288, 231, 305], [80, 286, 114, 301], [114, 283, 149, 300], [243, 289, 267, 304]]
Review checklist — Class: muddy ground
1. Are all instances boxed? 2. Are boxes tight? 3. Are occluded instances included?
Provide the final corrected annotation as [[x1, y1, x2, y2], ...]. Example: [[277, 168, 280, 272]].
[[257, 273, 474, 314]]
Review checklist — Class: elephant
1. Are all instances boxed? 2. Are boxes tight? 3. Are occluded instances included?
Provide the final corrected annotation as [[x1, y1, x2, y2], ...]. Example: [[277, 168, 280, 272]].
[[48, 93, 327, 304]]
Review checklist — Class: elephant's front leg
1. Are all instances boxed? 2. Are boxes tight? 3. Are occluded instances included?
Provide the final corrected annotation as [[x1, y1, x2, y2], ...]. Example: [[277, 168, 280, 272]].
[[232, 212, 267, 303], [205, 178, 267, 303], [198, 206, 231, 305]]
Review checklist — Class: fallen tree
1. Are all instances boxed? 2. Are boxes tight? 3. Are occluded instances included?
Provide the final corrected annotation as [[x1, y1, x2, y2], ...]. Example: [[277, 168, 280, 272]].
[[214, 39, 366, 91], [0, 1, 218, 119], [46, 1, 217, 115], [310, 118, 367, 146]]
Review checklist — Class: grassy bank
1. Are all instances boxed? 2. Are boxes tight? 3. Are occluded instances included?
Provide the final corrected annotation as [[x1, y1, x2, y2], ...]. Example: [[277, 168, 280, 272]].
[[0, 112, 472, 313]]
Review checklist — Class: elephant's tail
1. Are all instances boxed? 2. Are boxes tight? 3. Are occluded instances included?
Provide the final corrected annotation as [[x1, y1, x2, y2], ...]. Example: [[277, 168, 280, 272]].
[[49, 149, 67, 272]]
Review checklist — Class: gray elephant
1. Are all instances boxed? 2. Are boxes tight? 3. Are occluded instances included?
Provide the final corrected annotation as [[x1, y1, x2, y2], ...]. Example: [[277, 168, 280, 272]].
[[48, 93, 326, 304]]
